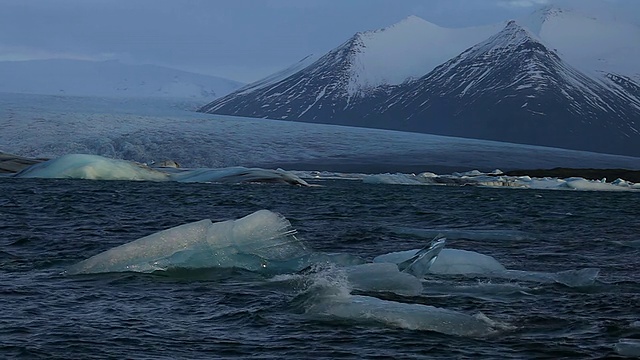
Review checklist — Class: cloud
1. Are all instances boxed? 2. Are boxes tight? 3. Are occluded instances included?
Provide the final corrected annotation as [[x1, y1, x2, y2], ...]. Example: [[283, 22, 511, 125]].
[[498, 0, 550, 7], [0, 45, 119, 62]]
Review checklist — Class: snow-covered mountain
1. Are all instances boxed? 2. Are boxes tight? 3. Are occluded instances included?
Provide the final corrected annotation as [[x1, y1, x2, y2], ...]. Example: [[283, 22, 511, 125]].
[[199, 7, 640, 157], [368, 21, 640, 156], [0, 59, 243, 99], [520, 6, 640, 114], [521, 6, 640, 82], [198, 16, 499, 119]]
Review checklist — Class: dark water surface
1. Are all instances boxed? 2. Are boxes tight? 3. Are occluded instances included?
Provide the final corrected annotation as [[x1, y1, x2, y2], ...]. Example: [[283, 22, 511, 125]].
[[1, 178, 639, 359]]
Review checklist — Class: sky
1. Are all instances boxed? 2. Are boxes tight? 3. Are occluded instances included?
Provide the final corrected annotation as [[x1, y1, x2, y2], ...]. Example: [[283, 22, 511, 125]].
[[0, 0, 638, 83]]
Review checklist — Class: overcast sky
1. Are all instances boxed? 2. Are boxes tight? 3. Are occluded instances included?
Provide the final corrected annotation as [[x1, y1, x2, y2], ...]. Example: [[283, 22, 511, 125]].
[[0, 0, 638, 83]]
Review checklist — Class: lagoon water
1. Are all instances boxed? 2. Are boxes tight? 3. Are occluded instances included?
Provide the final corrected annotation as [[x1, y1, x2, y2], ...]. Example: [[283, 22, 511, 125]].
[[1, 177, 640, 359]]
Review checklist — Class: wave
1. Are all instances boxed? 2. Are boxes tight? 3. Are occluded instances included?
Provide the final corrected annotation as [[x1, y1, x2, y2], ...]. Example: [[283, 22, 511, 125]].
[[64, 210, 606, 336]]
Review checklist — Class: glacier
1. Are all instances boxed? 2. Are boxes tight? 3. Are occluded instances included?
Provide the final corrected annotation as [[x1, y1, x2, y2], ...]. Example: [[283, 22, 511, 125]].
[[2, 92, 640, 191], [3, 92, 640, 174]]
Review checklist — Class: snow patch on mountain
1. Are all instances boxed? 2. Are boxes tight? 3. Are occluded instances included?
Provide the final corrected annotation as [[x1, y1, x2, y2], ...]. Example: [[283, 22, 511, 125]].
[[521, 6, 640, 82], [346, 16, 501, 96]]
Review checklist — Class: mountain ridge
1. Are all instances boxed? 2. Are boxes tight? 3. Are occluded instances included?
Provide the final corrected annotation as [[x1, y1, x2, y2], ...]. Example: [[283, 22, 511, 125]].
[[199, 8, 640, 156]]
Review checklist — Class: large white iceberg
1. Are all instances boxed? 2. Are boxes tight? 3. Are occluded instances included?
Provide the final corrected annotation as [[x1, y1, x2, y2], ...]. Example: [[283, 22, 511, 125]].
[[14, 153, 309, 185], [308, 293, 499, 336], [374, 247, 599, 287], [16, 154, 169, 181], [296, 263, 505, 337], [67, 210, 311, 274]]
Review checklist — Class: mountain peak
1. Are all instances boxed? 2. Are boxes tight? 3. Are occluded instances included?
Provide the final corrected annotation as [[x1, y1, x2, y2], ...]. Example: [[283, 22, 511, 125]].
[[339, 16, 502, 95], [502, 20, 531, 36], [198, 8, 640, 157], [396, 15, 433, 27], [463, 20, 538, 57], [519, 3, 640, 80], [370, 15, 442, 35]]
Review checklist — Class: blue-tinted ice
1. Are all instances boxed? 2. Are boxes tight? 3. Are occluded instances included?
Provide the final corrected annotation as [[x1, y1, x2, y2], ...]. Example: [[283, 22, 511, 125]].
[[67, 210, 311, 274], [67, 209, 597, 336], [15, 154, 309, 185], [374, 247, 599, 287]]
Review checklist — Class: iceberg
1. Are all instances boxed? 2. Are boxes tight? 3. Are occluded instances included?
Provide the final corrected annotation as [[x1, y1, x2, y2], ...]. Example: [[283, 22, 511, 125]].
[[171, 167, 309, 186], [15, 154, 169, 181], [67, 210, 311, 274], [14, 153, 310, 185], [362, 170, 640, 192], [375, 248, 505, 274], [344, 263, 423, 296], [67, 210, 522, 336], [68, 207, 598, 287], [374, 247, 599, 287], [396, 236, 446, 277], [297, 264, 503, 337], [309, 293, 498, 336]]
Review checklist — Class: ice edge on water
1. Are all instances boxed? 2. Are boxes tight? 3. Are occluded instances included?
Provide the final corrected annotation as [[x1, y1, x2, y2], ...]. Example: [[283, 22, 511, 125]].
[[8, 153, 640, 191]]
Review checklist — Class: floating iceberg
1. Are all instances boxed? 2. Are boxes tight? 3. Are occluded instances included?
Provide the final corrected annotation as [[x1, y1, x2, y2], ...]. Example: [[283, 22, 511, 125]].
[[171, 166, 309, 186], [362, 170, 640, 192], [344, 263, 423, 296], [69, 210, 608, 336], [374, 247, 599, 287], [69, 209, 596, 288], [14, 153, 309, 185], [15, 154, 170, 181], [67, 210, 311, 274], [309, 293, 498, 336], [297, 264, 504, 337]]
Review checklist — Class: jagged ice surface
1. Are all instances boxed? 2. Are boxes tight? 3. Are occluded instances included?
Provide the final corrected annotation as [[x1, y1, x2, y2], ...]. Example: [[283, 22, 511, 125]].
[[66, 210, 310, 274]]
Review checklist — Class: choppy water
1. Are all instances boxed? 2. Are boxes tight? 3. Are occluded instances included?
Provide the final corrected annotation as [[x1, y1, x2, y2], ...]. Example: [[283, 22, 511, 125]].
[[1, 178, 639, 359]]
